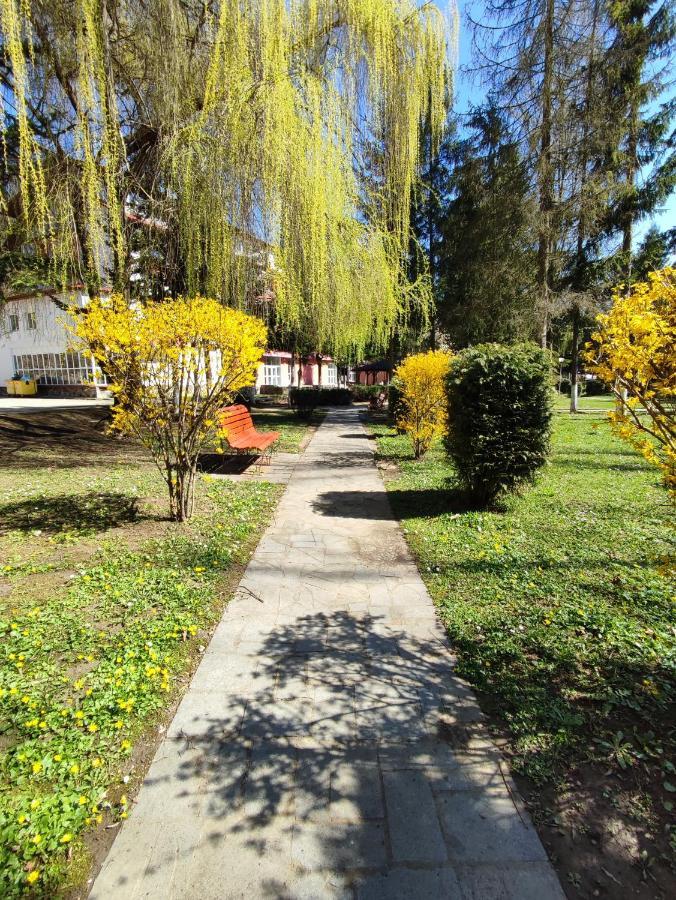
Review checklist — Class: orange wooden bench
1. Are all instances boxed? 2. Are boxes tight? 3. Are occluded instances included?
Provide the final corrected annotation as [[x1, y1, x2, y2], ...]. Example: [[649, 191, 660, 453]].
[[218, 404, 280, 466]]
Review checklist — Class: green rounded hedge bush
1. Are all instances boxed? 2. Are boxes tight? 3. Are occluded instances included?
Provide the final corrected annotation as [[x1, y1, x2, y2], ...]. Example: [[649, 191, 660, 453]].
[[445, 343, 553, 506], [583, 378, 610, 396]]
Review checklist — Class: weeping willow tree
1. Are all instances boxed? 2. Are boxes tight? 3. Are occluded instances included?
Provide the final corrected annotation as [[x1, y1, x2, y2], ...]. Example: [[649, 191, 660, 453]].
[[0, 0, 455, 357]]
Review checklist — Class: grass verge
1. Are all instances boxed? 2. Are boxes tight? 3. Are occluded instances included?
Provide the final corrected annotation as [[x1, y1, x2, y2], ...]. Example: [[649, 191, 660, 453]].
[[0, 416, 281, 897], [251, 406, 323, 453], [370, 409, 675, 895]]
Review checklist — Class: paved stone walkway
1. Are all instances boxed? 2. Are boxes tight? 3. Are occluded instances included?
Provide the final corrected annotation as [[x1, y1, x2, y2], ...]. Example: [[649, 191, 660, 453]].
[[91, 408, 563, 899]]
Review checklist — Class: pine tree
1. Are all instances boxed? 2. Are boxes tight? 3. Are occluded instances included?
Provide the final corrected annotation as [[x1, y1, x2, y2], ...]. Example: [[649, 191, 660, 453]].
[[604, 0, 675, 282], [437, 104, 536, 346]]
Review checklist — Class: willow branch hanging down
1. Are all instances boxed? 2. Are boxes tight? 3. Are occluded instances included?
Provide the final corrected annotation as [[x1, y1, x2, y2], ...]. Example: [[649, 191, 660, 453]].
[[0, 0, 455, 358]]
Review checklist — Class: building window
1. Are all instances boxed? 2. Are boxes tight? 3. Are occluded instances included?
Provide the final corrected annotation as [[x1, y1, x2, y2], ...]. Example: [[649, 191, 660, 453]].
[[326, 364, 338, 386], [12, 352, 107, 386], [263, 356, 282, 386], [25, 312, 37, 330], [8, 313, 19, 332]]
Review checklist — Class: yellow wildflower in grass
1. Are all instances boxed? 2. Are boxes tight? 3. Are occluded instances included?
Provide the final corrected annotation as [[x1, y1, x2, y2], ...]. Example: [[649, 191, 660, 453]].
[[120, 739, 132, 752], [31, 762, 42, 774], [59, 833, 72, 843], [26, 871, 40, 884]]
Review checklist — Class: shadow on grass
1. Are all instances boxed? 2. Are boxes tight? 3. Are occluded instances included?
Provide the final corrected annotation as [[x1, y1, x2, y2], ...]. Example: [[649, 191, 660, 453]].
[[198, 453, 258, 475], [0, 491, 142, 535], [312, 488, 493, 520]]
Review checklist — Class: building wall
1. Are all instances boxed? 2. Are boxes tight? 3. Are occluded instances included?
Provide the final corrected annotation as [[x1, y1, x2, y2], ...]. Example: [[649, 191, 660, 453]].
[[0, 294, 90, 383], [1, 302, 339, 396], [357, 369, 390, 385], [255, 354, 338, 390]]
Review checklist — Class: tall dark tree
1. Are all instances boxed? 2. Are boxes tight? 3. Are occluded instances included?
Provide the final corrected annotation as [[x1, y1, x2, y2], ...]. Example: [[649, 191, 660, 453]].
[[410, 121, 456, 350], [437, 104, 536, 346]]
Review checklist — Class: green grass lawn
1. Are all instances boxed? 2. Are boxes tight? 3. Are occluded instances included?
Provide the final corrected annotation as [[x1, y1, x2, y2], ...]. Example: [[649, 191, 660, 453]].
[[371, 410, 675, 884], [0, 420, 281, 896], [251, 406, 323, 453], [553, 393, 615, 412]]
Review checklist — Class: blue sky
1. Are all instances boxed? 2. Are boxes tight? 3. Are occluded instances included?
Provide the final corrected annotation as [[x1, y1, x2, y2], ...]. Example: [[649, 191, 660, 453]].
[[447, 0, 675, 241]]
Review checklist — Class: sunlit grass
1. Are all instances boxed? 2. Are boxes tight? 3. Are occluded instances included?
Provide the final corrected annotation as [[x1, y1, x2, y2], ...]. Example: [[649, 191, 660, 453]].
[[371, 411, 674, 789]]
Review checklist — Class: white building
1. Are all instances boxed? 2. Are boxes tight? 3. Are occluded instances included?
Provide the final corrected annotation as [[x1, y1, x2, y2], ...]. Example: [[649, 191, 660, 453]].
[[0, 290, 108, 396], [1, 291, 339, 396]]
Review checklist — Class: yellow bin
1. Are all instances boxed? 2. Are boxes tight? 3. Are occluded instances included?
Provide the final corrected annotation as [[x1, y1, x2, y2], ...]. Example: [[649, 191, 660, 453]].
[[5, 379, 37, 396]]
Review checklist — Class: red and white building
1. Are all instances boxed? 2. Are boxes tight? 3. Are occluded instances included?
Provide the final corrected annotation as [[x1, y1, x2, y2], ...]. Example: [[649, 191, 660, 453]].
[[255, 352, 340, 391], [0, 292, 345, 396]]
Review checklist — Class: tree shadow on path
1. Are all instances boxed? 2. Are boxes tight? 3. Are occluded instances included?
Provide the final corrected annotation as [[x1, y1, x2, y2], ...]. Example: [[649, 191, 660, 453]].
[[96, 612, 568, 898]]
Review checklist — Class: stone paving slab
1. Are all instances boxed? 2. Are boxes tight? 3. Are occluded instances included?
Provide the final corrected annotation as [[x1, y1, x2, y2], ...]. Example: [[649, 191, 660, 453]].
[[90, 407, 563, 899]]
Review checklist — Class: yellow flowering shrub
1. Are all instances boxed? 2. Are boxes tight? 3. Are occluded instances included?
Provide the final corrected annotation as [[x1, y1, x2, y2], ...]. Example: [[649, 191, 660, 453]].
[[586, 267, 676, 499], [73, 295, 266, 519], [394, 350, 453, 458]]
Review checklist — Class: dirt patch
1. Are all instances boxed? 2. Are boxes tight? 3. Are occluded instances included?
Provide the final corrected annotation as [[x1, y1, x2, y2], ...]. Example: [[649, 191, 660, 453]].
[[516, 762, 675, 899], [0, 406, 147, 469]]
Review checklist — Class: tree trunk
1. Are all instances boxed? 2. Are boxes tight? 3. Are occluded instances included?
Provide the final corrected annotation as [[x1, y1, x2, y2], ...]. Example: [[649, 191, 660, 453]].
[[622, 97, 638, 286], [427, 148, 438, 352], [537, 0, 555, 348], [570, 304, 580, 413], [168, 463, 197, 522]]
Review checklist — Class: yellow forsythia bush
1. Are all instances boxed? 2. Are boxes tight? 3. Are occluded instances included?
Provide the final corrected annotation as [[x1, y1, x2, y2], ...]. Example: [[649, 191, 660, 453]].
[[586, 267, 676, 499], [394, 350, 453, 458], [73, 295, 266, 520]]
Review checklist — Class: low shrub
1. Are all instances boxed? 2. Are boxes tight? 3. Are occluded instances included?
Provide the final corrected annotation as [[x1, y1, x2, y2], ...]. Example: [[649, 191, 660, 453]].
[[395, 351, 453, 458], [445, 343, 553, 506], [558, 378, 571, 395], [583, 378, 610, 396], [289, 387, 351, 419], [259, 384, 285, 396], [234, 386, 256, 408], [351, 384, 383, 401]]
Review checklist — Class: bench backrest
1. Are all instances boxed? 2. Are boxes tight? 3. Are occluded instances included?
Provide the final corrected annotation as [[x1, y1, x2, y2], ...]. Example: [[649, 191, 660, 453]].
[[220, 404, 255, 437]]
